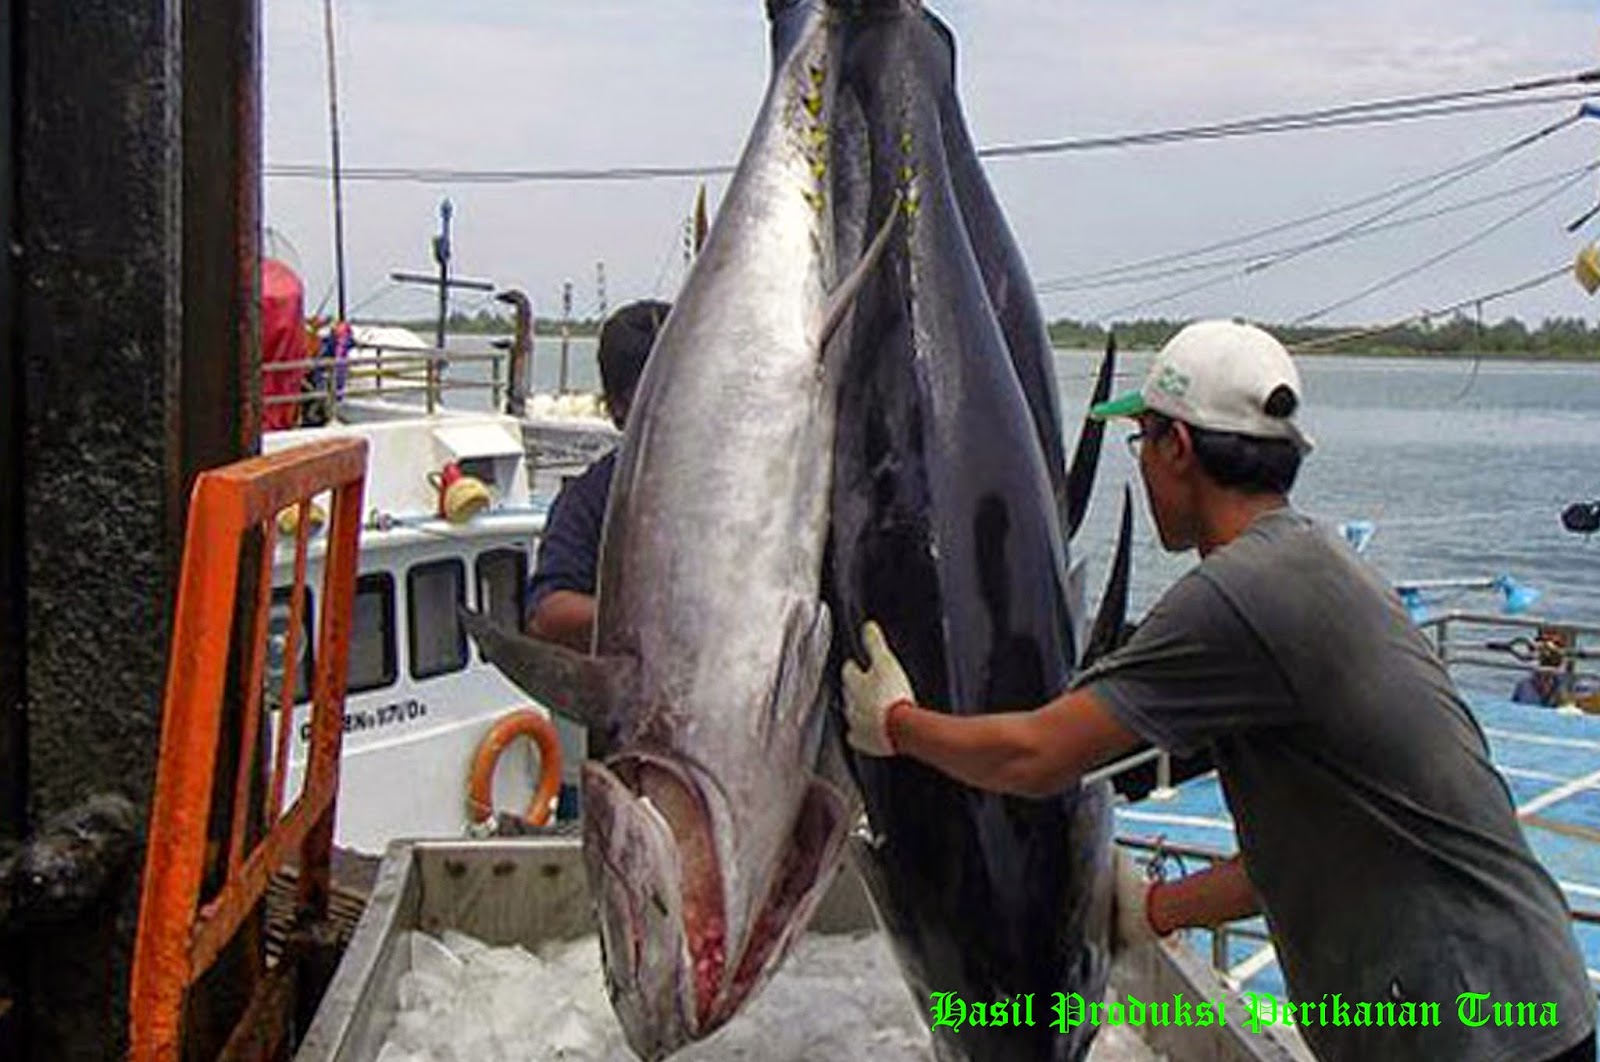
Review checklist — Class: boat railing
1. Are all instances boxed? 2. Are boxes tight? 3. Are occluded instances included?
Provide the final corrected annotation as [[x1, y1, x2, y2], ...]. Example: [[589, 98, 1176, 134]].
[[1417, 610, 1600, 704], [263, 340, 530, 417], [1116, 830, 1600, 997]]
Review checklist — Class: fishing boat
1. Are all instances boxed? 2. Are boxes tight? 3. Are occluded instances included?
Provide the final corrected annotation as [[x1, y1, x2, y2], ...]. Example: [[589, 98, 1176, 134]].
[[257, 262, 608, 855]]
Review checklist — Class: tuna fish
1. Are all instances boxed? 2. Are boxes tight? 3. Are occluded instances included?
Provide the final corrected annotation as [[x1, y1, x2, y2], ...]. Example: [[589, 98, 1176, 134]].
[[825, 3, 1121, 1059], [465, 1, 895, 1056]]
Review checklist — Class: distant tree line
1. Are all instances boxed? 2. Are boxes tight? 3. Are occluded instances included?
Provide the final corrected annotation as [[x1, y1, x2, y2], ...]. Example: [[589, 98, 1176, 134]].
[[377, 308, 1599, 359], [1047, 315, 1600, 359]]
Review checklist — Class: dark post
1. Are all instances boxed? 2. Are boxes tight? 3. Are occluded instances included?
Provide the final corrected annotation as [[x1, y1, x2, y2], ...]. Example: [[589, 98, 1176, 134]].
[[496, 288, 533, 418], [559, 280, 573, 392], [433, 196, 453, 351], [0, 0, 27, 1050], [429, 197, 453, 412], [5, 0, 259, 1057]]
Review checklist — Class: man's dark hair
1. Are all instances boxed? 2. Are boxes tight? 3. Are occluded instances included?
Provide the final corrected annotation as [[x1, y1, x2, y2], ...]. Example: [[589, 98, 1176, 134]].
[[1149, 412, 1303, 494], [598, 300, 671, 417]]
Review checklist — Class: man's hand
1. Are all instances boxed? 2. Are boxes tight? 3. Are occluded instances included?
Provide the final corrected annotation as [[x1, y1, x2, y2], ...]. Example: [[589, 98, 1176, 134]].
[[841, 621, 915, 757], [1113, 847, 1163, 949]]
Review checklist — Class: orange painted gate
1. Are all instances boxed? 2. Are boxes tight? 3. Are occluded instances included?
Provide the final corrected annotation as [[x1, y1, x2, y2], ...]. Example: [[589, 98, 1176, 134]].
[[128, 437, 367, 1061]]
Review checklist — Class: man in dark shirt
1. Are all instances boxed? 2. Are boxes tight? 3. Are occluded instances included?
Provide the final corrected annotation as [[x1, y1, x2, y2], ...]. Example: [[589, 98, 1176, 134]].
[[526, 299, 670, 652]]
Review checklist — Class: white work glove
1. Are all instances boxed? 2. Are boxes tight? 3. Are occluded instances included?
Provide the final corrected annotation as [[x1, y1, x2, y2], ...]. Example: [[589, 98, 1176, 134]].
[[840, 621, 915, 757], [1113, 847, 1163, 950]]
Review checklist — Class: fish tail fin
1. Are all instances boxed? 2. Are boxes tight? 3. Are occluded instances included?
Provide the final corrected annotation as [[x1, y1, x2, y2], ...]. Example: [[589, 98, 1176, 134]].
[[1081, 484, 1134, 669]]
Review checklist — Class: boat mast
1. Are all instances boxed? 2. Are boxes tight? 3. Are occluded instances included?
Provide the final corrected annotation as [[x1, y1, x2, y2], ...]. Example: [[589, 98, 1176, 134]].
[[322, 0, 349, 322]]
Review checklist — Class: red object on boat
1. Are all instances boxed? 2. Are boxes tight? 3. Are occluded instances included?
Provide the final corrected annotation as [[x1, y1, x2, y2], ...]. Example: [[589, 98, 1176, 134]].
[[261, 258, 307, 431]]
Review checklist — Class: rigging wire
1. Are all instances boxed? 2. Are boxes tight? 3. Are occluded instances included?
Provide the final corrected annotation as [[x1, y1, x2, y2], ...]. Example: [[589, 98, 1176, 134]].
[[1286, 263, 1571, 352], [1084, 110, 1584, 320], [1290, 169, 1591, 325], [1042, 160, 1600, 296], [1051, 261, 1572, 374], [264, 71, 1600, 185], [1037, 115, 1586, 292]]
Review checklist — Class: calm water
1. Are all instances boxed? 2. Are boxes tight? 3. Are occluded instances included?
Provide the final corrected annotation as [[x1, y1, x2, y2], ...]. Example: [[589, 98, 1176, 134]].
[[1061, 351, 1600, 689], [445, 335, 1600, 682]]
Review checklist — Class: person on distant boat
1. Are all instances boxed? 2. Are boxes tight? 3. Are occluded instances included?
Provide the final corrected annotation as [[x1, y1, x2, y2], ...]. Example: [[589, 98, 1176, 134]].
[[840, 320, 1594, 1062], [1511, 626, 1575, 708], [525, 299, 670, 653]]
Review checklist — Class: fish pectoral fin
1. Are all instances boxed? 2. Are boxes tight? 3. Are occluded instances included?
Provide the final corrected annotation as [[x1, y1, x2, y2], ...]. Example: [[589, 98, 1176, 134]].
[[763, 599, 832, 738], [459, 607, 631, 731], [820, 192, 903, 346], [715, 776, 852, 1023], [1081, 484, 1134, 669]]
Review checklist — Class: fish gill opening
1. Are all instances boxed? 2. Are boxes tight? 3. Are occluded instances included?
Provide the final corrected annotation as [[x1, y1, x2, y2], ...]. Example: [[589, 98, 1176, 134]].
[[615, 755, 728, 1030]]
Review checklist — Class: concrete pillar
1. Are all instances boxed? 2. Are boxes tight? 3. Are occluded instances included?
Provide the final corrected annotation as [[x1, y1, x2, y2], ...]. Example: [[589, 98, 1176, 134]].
[[3, 0, 259, 1057]]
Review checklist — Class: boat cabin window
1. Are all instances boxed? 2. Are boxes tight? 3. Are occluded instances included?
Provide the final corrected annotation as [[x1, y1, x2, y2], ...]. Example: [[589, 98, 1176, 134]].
[[266, 586, 314, 707], [409, 559, 467, 680], [476, 548, 528, 636], [349, 573, 398, 693]]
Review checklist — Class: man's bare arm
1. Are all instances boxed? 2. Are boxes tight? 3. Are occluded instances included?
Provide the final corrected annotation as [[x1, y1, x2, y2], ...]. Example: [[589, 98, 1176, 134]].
[[887, 686, 1145, 797], [526, 590, 595, 653], [1149, 855, 1261, 933]]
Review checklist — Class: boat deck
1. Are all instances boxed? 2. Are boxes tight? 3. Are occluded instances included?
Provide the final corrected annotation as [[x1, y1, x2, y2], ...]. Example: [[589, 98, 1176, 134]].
[[1112, 694, 1600, 1007]]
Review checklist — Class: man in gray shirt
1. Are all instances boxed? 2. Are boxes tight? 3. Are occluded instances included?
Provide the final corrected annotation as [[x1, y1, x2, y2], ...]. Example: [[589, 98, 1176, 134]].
[[840, 320, 1594, 1062]]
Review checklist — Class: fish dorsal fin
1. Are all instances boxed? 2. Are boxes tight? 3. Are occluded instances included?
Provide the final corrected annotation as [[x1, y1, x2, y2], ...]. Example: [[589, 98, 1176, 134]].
[[1081, 484, 1134, 669], [821, 193, 903, 346], [460, 608, 632, 732], [1066, 331, 1118, 541]]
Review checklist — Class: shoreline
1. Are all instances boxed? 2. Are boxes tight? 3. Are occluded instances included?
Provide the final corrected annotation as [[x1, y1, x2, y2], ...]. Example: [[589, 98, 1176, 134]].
[[1050, 345, 1597, 364]]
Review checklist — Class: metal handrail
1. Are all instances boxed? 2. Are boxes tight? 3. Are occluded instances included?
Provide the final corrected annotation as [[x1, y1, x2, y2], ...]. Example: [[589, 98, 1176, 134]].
[[1418, 611, 1600, 707], [263, 344, 521, 416]]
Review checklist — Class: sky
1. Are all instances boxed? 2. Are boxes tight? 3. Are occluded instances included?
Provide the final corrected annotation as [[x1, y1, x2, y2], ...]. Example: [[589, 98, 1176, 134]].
[[264, 1, 1600, 330]]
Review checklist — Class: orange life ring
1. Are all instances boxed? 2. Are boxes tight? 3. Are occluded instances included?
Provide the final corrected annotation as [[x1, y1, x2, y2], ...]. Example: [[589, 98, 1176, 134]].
[[467, 709, 564, 828]]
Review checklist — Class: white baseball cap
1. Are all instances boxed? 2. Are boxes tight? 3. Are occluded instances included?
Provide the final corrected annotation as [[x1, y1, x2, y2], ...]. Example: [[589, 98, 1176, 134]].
[[1090, 319, 1314, 454]]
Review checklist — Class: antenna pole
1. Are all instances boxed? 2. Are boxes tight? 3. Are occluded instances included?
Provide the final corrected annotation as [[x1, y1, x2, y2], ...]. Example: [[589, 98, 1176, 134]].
[[322, 0, 349, 322]]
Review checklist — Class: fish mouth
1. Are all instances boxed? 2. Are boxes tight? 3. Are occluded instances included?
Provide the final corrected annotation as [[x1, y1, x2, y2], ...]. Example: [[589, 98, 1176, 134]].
[[582, 755, 719, 1059], [583, 753, 852, 1058]]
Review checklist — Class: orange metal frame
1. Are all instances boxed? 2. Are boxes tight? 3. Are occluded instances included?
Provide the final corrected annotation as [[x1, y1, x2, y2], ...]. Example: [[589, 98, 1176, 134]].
[[128, 437, 368, 1062]]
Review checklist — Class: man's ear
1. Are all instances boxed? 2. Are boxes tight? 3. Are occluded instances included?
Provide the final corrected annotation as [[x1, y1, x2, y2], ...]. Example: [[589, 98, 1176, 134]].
[[1167, 419, 1196, 469]]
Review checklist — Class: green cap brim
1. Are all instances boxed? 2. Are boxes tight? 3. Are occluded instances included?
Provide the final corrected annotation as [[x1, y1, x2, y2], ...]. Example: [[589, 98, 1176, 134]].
[[1088, 390, 1146, 420]]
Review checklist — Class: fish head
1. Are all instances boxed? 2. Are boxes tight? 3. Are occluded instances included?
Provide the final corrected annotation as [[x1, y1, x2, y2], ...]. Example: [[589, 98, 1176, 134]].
[[582, 735, 852, 1058], [582, 754, 727, 1059]]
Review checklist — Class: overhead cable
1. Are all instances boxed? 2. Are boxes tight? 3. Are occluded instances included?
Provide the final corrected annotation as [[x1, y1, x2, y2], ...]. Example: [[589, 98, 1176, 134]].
[[264, 70, 1600, 185]]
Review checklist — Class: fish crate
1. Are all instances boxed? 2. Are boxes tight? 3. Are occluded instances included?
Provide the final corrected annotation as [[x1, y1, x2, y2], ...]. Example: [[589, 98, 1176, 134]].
[[293, 835, 879, 1061], [296, 835, 1302, 1062]]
